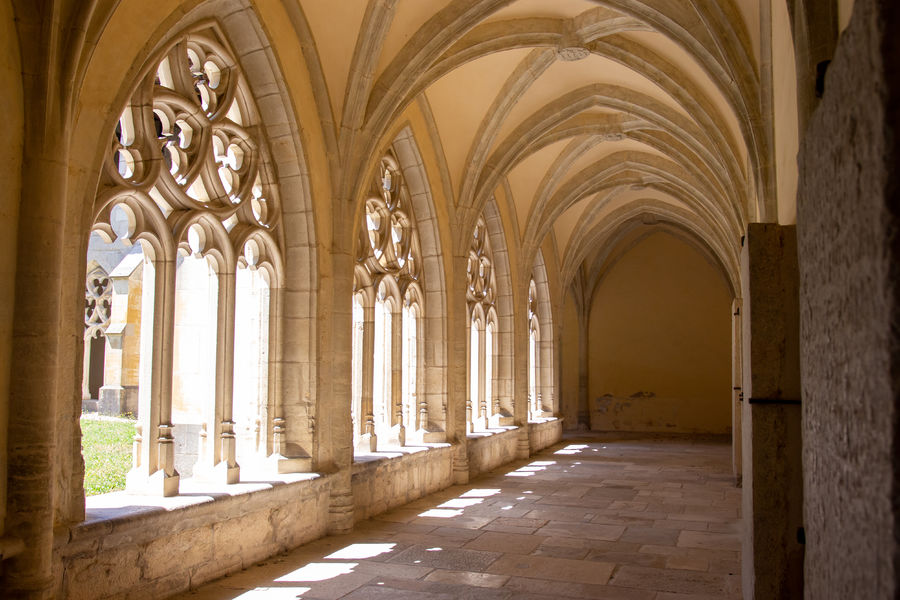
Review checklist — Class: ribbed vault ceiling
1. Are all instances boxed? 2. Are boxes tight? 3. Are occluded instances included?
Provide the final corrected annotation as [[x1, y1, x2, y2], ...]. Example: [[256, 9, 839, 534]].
[[297, 0, 762, 289]]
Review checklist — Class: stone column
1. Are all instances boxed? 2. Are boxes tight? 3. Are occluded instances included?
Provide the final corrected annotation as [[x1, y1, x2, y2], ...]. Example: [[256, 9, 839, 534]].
[[356, 288, 376, 452], [465, 314, 474, 434], [321, 239, 354, 535], [569, 275, 591, 430], [514, 283, 531, 459], [265, 280, 311, 473], [476, 321, 488, 430], [416, 307, 429, 433], [449, 254, 470, 483], [81, 335, 94, 405], [576, 310, 590, 430], [98, 261, 139, 416], [268, 283, 287, 459], [126, 254, 179, 496], [740, 223, 803, 599], [389, 299, 404, 445], [5, 110, 67, 600], [193, 263, 239, 483]]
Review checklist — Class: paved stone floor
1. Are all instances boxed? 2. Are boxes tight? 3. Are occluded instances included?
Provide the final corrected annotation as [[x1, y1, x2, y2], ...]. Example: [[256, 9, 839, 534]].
[[174, 435, 742, 599]]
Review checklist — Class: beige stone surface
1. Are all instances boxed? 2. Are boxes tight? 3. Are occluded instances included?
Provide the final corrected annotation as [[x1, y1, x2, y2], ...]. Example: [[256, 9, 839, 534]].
[[1, 2, 891, 600], [171, 436, 741, 599]]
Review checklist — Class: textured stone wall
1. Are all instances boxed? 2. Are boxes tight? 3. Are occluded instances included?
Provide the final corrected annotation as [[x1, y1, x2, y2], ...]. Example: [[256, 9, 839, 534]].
[[529, 419, 563, 454], [54, 476, 332, 600], [798, 1, 900, 596], [739, 223, 803, 600], [351, 446, 454, 522], [466, 429, 521, 479], [49, 432, 563, 599]]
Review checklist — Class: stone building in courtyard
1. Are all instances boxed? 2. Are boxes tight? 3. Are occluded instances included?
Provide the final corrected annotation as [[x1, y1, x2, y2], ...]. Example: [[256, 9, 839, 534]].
[[0, 0, 895, 598]]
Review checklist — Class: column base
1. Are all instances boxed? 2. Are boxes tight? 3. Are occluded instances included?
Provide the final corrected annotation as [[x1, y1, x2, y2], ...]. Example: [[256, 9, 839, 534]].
[[452, 444, 469, 484], [354, 432, 377, 454], [192, 460, 240, 485], [410, 428, 445, 444], [385, 424, 405, 447], [271, 454, 312, 474], [492, 410, 514, 427], [516, 427, 530, 460], [576, 411, 591, 430], [327, 488, 354, 535], [126, 467, 180, 497]]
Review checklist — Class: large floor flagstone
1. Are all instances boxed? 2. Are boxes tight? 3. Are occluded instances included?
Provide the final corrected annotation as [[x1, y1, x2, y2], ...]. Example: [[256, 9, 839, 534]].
[[172, 435, 742, 599]]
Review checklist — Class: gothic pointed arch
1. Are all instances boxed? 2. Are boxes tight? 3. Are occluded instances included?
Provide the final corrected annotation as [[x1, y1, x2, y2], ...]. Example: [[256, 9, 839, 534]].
[[530, 249, 556, 418], [482, 197, 515, 425], [79, 6, 318, 497], [352, 128, 446, 449]]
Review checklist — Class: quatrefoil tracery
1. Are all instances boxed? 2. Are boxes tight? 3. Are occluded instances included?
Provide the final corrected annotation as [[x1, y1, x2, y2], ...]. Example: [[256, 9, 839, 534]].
[[85, 267, 112, 339]]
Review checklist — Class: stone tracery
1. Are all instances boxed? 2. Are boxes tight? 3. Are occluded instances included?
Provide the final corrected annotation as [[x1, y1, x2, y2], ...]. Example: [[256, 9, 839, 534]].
[[84, 267, 112, 339], [467, 216, 499, 431], [527, 277, 541, 420], [353, 151, 424, 450], [89, 26, 286, 495]]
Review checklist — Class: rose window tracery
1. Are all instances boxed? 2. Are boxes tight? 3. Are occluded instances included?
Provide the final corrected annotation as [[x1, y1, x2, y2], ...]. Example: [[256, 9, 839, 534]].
[[467, 216, 497, 431], [467, 217, 496, 307], [353, 151, 424, 449], [104, 32, 279, 233], [89, 26, 286, 493], [357, 153, 421, 286]]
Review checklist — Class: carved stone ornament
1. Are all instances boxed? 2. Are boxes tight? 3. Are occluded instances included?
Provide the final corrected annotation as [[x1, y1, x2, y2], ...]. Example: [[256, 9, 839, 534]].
[[557, 45, 590, 62]]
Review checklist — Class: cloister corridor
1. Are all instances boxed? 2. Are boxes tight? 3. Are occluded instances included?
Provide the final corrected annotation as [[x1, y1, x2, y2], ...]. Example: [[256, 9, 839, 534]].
[[174, 435, 741, 600]]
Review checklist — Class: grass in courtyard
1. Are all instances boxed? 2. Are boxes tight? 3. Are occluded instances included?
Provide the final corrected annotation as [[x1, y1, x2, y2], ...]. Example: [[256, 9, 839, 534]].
[[81, 415, 135, 496]]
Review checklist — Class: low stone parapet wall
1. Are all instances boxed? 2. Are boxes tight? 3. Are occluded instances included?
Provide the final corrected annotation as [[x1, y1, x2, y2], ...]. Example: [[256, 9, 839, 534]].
[[529, 417, 563, 453], [54, 473, 331, 600], [466, 427, 521, 479], [351, 444, 454, 522], [53, 425, 565, 599]]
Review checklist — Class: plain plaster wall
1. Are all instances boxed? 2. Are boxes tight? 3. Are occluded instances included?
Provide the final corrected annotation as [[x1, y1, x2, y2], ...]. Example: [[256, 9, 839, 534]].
[[587, 232, 731, 434]]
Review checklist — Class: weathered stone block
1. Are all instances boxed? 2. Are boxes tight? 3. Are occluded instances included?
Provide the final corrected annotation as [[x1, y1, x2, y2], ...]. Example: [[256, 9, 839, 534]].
[[143, 527, 213, 581]]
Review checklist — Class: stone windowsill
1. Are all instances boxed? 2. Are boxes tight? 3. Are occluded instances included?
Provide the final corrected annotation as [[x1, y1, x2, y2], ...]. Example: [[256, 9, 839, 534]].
[[528, 416, 559, 425], [70, 470, 323, 541], [466, 425, 519, 440], [352, 442, 452, 467]]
